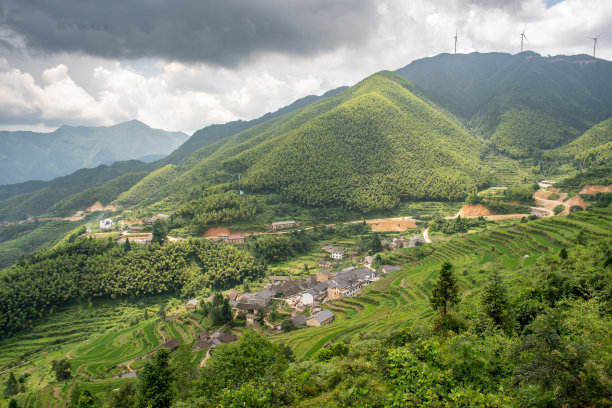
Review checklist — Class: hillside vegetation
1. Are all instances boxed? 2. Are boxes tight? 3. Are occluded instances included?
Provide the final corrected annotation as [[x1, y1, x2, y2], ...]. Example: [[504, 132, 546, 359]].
[[397, 52, 612, 158]]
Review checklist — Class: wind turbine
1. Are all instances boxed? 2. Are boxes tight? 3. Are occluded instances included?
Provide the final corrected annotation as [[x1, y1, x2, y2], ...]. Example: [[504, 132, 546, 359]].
[[453, 29, 458, 54], [520, 25, 528, 52], [585, 35, 600, 58]]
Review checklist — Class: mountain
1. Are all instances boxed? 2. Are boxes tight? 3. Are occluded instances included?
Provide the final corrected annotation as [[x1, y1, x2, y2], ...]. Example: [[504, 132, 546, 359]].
[[549, 117, 612, 169], [0, 120, 189, 185], [396, 52, 612, 158], [117, 71, 487, 213]]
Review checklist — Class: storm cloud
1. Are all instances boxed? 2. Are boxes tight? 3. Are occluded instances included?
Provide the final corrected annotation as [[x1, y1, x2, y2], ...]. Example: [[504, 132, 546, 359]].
[[0, 0, 380, 66]]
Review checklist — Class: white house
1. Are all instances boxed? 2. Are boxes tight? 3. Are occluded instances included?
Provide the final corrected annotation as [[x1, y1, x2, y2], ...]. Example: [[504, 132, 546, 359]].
[[99, 219, 114, 229], [331, 248, 346, 260], [301, 289, 316, 305]]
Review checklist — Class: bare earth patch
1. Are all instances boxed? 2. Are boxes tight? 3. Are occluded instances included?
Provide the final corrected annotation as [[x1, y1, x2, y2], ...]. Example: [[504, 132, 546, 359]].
[[580, 185, 612, 194], [458, 204, 494, 217], [365, 217, 417, 232]]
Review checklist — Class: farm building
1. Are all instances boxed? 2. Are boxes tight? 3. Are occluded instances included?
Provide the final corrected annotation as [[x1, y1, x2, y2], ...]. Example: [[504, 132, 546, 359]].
[[185, 299, 199, 310], [148, 338, 180, 357], [316, 269, 334, 282], [236, 303, 259, 315], [291, 314, 308, 326], [144, 214, 170, 226], [227, 235, 245, 244], [331, 248, 346, 260], [319, 260, 333, 269], [252, 288, 276, 307], [327, 268, 376, 300], [271, 220, 297, 230], [193, 331, 237, 351], [409, 236, 426, 247], [307, 310, 335, 327], [269, 276, 291, 283], [246, 313, 257, 326], [99, 219, 114, 229]]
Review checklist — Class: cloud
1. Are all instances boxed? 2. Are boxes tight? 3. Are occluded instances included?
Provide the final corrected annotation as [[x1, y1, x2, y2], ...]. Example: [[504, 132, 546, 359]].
[[0, 0, 380, 66]]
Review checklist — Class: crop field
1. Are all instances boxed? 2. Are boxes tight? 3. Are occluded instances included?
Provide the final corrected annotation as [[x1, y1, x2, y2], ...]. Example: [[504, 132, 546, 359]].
[[481, 153, 536, 186], [0, 295, 214, 407], [270, 207, 612, 358]]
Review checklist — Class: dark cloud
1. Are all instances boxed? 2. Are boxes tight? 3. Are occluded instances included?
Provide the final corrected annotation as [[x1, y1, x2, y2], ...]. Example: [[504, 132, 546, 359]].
[[0, 0, 379, 66]]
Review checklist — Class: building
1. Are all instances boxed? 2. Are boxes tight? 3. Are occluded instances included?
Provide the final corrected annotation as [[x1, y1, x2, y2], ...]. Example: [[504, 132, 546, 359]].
[[331, 248, 346, 260], [236, 303, 259, 315], [319, 260, 333, 269], [301, 289, 316, 305], [409, 236, 426, 247], [193, 331, 237, 351], [307, 309, 335, 327], [99, 219, 114, 229], [185, 299, 199, 310], [252, 288, 276, 307], [291, 314, 308, 327], [148, 338, 180, 357], [364, 255, 374, 265], [246, 313, 257, 326], [271, 220, 297, 230], [316, 269, 334, 282], [269, 276, 291, 284], [144, 214, 170, 226], [227, 235, 245, 244], [327, 268, 376, 300]]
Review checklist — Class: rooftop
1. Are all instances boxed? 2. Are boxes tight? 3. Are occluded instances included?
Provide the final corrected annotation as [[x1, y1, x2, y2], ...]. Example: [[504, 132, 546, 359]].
[[309, 309, 335, 323]]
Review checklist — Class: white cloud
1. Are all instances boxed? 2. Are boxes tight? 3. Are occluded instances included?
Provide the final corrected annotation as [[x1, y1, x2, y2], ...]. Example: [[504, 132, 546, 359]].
[[0, 0, 611, 134]]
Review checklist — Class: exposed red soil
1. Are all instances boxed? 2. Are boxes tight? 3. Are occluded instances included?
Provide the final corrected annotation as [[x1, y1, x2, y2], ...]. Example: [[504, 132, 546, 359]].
[[365, 218, 417, 232], [580, 185, 612, 194], [458, 204, 494, 217], [203, 227, 231, 237], [86, 201, 117, 212]]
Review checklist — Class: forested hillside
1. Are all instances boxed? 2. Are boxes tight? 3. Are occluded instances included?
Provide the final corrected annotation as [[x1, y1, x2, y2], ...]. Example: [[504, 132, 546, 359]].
[[115, 71, 487, 214], [397, 52, 612, 158]]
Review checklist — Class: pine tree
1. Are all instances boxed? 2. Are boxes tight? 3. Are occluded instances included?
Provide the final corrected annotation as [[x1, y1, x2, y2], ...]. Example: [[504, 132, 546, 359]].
[[124, 237, 131, 252], [135, 348, 176, 408], [4, 372, 18, 398], [481, 271, 510, 329], [429, 261, 460, 316]]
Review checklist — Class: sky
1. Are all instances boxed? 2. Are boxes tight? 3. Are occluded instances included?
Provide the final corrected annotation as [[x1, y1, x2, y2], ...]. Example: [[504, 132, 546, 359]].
[[0, 0, 610, 135]]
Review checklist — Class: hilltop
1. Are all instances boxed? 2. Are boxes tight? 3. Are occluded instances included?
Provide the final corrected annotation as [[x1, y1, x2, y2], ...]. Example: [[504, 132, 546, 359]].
[[0, 120, 188, 185]]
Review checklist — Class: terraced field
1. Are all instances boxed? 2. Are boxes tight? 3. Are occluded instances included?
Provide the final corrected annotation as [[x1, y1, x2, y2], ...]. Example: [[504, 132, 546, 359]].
[[481, 153, 536, 186], [270, 207, 612, 358]]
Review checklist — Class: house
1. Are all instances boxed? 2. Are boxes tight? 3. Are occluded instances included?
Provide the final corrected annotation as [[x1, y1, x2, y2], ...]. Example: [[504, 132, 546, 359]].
[[99, 219, 114, 229], [307, 310, 335, 327], [144, 214, 170, 226], [252, 288, 276, 307], [193, 331, 237, 351], [236, 303, 259, 315], [321, 245, 335, 253], [185, 299, 199, 310], [148, 338, 180, 357], [327, 268, 376, 300], [291, 314, 308, 326], [269, 276, 291, 284], [227, 235, 245, 244], [381, 265, 402, 273], [225, 289, 239, 301], [364, 255, 374, 265], [301, 289, 316, 305], [246, 313, 257, 326], [331, 248, 346, 260], [316, 269, 334, 282], [274, 281, 303, 297], [409, 236, 426, 247], [271, 220, 297, 230], [319, 260, 333, 269]]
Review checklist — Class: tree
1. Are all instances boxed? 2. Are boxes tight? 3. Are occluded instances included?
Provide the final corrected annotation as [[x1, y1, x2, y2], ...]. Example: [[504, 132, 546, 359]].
[[124, 237, 131, 252], [77, 390, 96, 408], [151, 219, 167, 245], [4, 372, 18, 397], [110, 382, 135, 408], [8, 399, 18, 408], [51, 358, 72, 381], [158, 303, 166, 321], [429, 261, 460, 317], [135, 348, 176, 408], [481, 271, 510, 330], [281, 319, 297, 332], [171, 345, 197, 400]]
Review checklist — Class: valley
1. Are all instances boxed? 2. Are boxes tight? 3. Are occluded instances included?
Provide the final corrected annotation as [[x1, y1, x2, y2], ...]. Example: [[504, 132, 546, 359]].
[[0, 51, 611, 407]]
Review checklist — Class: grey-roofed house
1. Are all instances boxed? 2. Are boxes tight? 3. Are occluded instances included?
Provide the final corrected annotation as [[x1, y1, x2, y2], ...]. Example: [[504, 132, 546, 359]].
[[252, 288, 276, 307], [291, 314, 308, 326], [327, 268, 376, 300], [307, 309, 335, 327]]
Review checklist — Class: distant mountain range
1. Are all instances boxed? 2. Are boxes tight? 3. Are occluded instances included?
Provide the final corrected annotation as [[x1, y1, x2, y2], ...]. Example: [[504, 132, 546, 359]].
[[0, 52, 611, 222], [0, 120, 188, 185]]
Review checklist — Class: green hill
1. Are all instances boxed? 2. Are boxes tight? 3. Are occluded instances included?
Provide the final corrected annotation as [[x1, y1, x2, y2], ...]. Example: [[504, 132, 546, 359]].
[[396, 52, 612, 158], [117, 71, 487, 214]]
